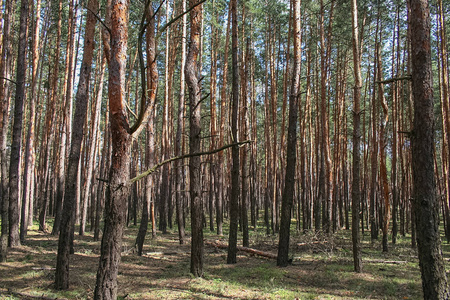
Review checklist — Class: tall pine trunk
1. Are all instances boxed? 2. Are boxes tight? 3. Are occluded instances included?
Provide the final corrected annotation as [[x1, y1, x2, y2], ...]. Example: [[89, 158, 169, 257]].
[[0, 0, 14, 261], [351, 0, 362, 272], [227, 0, 240, 265], [409, 0, 449, 298], [186, 0, 204, 277], [55, 0, 99, 290], [8, 0, 29, 248], [277, 0, 301, 267]]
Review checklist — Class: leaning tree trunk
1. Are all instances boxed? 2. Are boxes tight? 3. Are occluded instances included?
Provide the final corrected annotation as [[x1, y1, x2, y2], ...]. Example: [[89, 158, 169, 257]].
[[409, 0, 449, 298], [55, 0, 99, 290]]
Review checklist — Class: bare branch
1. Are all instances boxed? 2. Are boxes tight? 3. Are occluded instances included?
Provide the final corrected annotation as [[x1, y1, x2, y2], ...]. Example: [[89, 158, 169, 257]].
[[156, 0, 207, 40], [83, 4, 111, 35], [0, 76, 17, 85], [129, 140, 252, 183], [376, 75, 411, 84]]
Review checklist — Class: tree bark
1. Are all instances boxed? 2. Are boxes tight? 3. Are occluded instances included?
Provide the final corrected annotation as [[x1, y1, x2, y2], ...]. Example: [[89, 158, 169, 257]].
[[351, 0, 362, 273], [53, 0, 76, 236], [377, 42, 390, 253], [370, 14, 380, 241], [54, 0, 99, 290], [93, 0, 137, 297], [0, 0, 14, 262], [240, 34, 249, 247], [135, 0, 158, 253], [186, 0, 204, 277], [227, 0, 240, 265], [217, 4, 231, 236], [8, 0, 29, 248], [21, 0, 42, 242], [79, 48, 104, 236], [409, 0, 449, 298], [277, 0, 301, 268], [175, 0, 187, 244]]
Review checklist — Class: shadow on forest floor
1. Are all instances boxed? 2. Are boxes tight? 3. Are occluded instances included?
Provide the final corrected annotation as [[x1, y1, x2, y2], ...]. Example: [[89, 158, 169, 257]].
[[0, 221, 432, 299]]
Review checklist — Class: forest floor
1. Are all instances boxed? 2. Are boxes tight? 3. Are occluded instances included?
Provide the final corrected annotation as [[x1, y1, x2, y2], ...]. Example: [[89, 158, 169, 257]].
[[0, 221, 446, 300]]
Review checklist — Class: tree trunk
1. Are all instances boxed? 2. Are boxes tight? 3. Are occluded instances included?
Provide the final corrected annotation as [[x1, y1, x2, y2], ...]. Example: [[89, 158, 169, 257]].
[[54, 0, 99, 290], [0, 0, 14, 261], [175, 0, 187, 244], [370, 15, 380, 241], [94, 0, 133, 297], [8, 0, 29, 248], [21, 0, 42, 242], [277, 0, 301, 267], [186, 0, 204, 277], [351, 0, 362, 272], [217, 4, 231, 236], [437, 0, 450, 245], [377, 42, 390, 253], [53, 0, 76, 236], [227, 0, 240, 265], [240, 33, 249, 247], [135, 1, 157, 253], [409, 0, 449, 298], [209, 0, 218, 233], [79, 49, 104, 236]]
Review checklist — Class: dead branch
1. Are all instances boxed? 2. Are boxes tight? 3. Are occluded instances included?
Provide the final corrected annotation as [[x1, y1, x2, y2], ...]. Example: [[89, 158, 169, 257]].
[[32, 267, 56, 270], [297, 241, 328, 247], [129, 140, 251, 183], [376, 75, 411, 84], [205, 240, 277, 259], [364, 259, 408, 264]]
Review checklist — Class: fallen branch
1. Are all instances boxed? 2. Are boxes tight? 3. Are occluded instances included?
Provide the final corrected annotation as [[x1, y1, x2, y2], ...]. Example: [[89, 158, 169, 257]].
[[297, 241, 328, 247], [364, 259, 408, 264], [32, 267, 56, 270], [129, 140, 251, 183], [205, 240, 277, 259]]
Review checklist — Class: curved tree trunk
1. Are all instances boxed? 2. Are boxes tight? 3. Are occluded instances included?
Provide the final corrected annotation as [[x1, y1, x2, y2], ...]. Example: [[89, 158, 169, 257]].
[[135, 1, 158, 254], [93, 0, 134, 298]]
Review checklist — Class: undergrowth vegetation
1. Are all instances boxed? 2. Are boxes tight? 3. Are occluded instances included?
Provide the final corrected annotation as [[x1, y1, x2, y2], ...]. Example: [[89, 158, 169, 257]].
[[0, 220, 443, 299]]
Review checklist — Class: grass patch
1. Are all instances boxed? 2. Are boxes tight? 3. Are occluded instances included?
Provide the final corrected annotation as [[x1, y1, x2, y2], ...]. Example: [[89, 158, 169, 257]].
[[0, 217, 436, 299]]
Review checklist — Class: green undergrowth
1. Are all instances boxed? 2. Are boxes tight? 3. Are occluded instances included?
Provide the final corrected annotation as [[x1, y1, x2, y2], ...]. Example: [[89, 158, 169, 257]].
[[0, 219, 443, 299]]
